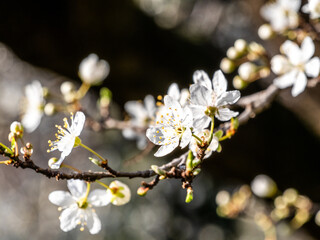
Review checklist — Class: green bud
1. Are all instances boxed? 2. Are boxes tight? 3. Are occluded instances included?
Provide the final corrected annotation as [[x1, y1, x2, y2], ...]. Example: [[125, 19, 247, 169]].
[[231, 118, 239, 130], [220, 58, 236, 74], [185, 187, 193, 203], [137, 187, 149, 196], [192, 158, 201, 168], [151, 165, 166, 176], [217, 144, 222, 153], [193, 168, 201, 176], [100, 87, 112, 107], [10, 121, 24, 138], [214, 130, 224, 139], [89, 157, 102, 166], [233, 75, 249, 90]]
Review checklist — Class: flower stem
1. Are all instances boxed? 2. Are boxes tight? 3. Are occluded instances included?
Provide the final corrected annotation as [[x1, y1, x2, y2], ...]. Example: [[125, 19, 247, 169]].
[[208, 116, 215, 144], [96, 180, 111, 190], [84, 182, 91, 200], [61, 163, 81, 173], [76, 82, 91, 100], [80, 143, 105, 162], [192, 134, 203, 144]]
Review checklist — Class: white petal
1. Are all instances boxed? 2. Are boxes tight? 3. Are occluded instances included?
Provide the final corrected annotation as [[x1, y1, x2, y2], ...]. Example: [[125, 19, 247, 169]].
[[59, 205, 79, 232], [180, 128, 192, 149], [292, 71, 307, 97], [190, 84, 212, 106], [154, 140, 179, 157], [50, 154, 66, 170], [305, 57, 320, 77], [302, 3, 310, 13], [67, 179, 87, 199], [280, 0, 301, 12], [301, 36, 315, 62], [136, 136, 148, 150], [146, 127, 164, 145], [179, 88, 190, 106], [22, 111, 42, 133], [86, 210, 101, 234], [72, 111, 86, 136], [216, 90, 240, 107], [164, 95, 182, 112], [48, 191, 75, 207], [125, 101, 146, 120], [167, 83, 180, 101], [144, 95, 156, 117], [108, 180, 131, 206], [193, 116, 211, 131], [212, 70, 227, 96], [273, 70, 297, 89], [88, 189, 110, 207], [122, 128, 137, 140], [281, 40, 302, 65], [182, 106, 193, 128], [216, 108, 239, 121], [193, 70, 212, 89]]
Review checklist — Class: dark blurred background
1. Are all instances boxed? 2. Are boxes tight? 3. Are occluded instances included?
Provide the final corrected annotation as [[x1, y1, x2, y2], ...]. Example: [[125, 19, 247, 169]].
[[0, 0, 319, 239]]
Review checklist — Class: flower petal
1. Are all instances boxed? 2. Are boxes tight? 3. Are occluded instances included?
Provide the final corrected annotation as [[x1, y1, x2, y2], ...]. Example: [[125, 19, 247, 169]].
[[305, 57, 320, 78], [216, 90, 240, 107], [88, 189, 110, 207], [182, 106, 193, 128], [193, 70, 212, 89], [86, 210, 102, 234], [180, 128, 192, 149], [301, 36, 315, 62], [50, 154, 66, 170], [273, 70, 297, 89], [164, 95, 182, 112], [48, 191, 75, 207], [108, 180, 131, 206], [144, 95, 156, 117], [67, 179, 87, 199], [154, 139, 179, 157], [124, 101, 147, 120], [72, 111, 86, 136], [216, 108, 239, 121], [292, 71, 307, 97], [59, 205, 79, 232], [146, 127, 165, 145], [212, 70, 227, 96], [167, 83, 180, 101], [190, 84, 212, 106], [281, 40, 302, 65]]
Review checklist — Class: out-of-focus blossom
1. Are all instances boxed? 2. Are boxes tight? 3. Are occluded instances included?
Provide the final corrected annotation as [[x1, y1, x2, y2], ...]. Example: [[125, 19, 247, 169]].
[[189, 70, 240, 130], [260, 0, 301, 32], [106, 180, 131, 206], [271, 36, 320, 96], [48, 111, 85, 169], [251, 174, 277, 198], [302, 0, 320, 19], [167, 83, 189, 107], [123, 95, 156, 149], [21, 80, 45, 133], [79, 54, 110, 85], [49, 179, 109, 234], [146, 95, 193, 157]]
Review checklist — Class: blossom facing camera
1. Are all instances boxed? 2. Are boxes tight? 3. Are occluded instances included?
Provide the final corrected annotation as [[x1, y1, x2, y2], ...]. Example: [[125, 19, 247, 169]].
[[271, 36, 320, 97], [146, 95, 193, 157], [21, 80, 45, 133], [79, 54, 110, 85], [48, 179, 110, 234], [189, 70, 240, 130], [47, 111, 86, 169], [107, 180, 131, 206]]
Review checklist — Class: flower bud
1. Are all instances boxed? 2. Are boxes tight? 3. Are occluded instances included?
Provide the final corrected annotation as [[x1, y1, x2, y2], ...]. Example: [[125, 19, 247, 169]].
[[21, 142, 33, 157], [226, 47, 240, 60], [234, 39, 247, 53], [220, 58, 235, 73], [216, 190, 230, 206], [137, 186, 149, 196], [89, 157, 102, 166], [258, 24, 274, 40], [151, 165, 166, 176], [233, 75, 248, 90], [185, 187, 193, 203], [44, 103, 55, 116], [10, 121, 24, 138], [48, 157, 59, 168], [193, 168, 201, 176], [248, 42, 266, 58], [60, 81, 76, 95], [251, 174, 277, 198], [100, 87, 112, 107], [238, 62, 257, 82]]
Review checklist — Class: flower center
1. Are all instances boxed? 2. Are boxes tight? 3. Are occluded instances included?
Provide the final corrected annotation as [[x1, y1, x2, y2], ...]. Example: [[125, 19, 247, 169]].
[[77, 197, 89, 209]]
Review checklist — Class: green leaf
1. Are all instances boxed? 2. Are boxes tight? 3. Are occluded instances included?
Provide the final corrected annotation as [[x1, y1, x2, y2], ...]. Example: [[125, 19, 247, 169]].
[[214, 130, 224, 139]]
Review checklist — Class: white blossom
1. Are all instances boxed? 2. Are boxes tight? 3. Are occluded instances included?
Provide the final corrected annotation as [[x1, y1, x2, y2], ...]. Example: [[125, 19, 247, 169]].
[[271, 36, 320, 97], [260, 0, 301, 32], [189, 70, 240, 130], [302, 0, 320, 19], [79, 54, 110, 85], [189, 129, 219, 159], [122, 95, 156, 149], [167, 83, 189, 107], [106, 180, 131, 206], [21, 80, 45, 133], [48, 180, 109, 234], [48, 111, 86, 169], [146, 95, 193, 157], [251, 174, 277, 198]]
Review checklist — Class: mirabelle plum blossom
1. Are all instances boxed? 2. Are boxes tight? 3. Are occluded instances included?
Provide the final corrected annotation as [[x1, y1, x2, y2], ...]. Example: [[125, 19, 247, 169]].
[[167, 83, 189, 107], [302, 0, 320, 19], [260, 0, 301, 32], [189, 130, 219, 159], [122, 95, 156, 149], [21, 80, 45, 133], [48, 180, 109, 234], [146, 95, 193, 157], [106, 180, 131, 206], [189, 70, 240, 130], [48, 111, 86, 169], [271, 36, 320, 97], [79, 54, 110, 85]]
